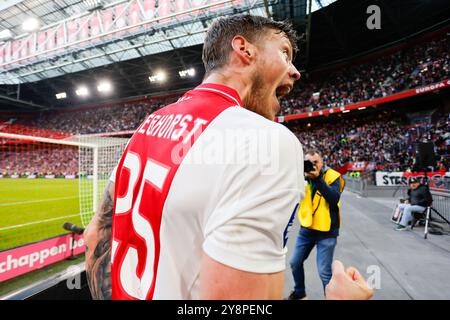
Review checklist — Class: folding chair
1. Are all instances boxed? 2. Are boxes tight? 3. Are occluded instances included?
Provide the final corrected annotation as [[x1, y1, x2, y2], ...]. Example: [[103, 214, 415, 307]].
[[411, 201, 432, 239]]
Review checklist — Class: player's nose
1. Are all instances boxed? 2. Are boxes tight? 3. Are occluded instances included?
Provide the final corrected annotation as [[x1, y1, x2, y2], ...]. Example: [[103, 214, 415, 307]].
[[290, 64, 301, 81]]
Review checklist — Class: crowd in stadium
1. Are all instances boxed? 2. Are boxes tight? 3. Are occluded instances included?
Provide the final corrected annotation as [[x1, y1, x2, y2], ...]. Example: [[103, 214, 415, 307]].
[[279, 35, 450, 115], [1, 146, 79, 177], [25, 99, 174, 135], [2, 110, 448, 177], [290, 112, 450, 172]]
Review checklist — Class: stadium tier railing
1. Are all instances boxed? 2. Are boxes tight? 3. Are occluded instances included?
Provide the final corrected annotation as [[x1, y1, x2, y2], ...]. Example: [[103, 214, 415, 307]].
[[428, 189, 450, 225], [276, 78, 450, 123]]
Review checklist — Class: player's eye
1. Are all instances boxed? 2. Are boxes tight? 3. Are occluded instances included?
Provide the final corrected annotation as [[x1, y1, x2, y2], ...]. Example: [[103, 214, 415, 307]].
[[282, 49, 291, 63]]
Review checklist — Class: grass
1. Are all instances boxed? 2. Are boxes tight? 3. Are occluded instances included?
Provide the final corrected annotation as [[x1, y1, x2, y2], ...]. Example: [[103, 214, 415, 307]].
[[0, 178, 89, 251]]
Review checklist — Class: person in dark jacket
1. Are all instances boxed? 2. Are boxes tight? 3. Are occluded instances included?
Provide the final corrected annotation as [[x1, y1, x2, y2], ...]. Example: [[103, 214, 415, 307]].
[[396, 177, 433, 231]]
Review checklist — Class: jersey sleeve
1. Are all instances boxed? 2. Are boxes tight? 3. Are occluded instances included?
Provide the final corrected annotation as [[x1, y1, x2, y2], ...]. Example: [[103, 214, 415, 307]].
[[202, 127, 304, 274]]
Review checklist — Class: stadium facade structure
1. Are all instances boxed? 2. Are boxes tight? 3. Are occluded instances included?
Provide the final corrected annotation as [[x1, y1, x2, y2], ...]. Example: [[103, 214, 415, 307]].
[[0, 0, 270, 85]]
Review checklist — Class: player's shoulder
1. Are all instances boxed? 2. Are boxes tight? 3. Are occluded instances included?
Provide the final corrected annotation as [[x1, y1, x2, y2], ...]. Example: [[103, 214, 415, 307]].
[[227, 107, 301, 146], [208, 107, 302, 163], [218, 106, 294, 132]]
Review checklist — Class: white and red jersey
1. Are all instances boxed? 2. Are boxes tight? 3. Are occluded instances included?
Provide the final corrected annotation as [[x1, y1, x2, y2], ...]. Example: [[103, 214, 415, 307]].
[[111, 83, 304, 300]]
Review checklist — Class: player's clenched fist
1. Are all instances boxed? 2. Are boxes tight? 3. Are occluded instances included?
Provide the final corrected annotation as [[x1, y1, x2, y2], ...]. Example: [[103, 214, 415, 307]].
[[325, 260, 374, 300]]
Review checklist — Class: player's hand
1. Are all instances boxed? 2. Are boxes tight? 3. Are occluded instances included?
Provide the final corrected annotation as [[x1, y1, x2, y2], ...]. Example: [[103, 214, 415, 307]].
[[305, 167, 321, 180], [325, 260, 374, 300]]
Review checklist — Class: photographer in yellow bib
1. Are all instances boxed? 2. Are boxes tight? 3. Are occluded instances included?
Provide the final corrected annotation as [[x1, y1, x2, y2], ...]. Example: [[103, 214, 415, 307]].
[[288, 149, 345, 300]]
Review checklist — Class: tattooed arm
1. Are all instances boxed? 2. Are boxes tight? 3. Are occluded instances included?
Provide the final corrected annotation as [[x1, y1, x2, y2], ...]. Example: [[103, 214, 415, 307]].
[[84, 180, 114, 300]]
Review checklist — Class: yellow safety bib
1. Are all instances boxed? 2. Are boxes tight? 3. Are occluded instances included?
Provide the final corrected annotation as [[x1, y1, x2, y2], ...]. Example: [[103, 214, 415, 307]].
[[298, 168, 345, 232]]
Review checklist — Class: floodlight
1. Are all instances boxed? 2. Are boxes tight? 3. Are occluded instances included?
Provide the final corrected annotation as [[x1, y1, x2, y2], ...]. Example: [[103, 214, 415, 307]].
[[22, 18, 40, 32], [55, 92, 67, 99], [97, 81, 112, 93], [149, 71, 167, 83], [179, 68, 196, 78], [76, 86, 89, 96], [0, 29, 12, 41]]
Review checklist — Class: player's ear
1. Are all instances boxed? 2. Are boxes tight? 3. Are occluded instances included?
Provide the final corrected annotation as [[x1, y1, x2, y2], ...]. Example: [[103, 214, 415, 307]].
[[231, 35, 255, 65]]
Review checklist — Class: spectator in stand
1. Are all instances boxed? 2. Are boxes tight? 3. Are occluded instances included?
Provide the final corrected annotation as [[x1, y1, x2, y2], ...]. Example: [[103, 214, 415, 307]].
[[0, 147, 78, 177]]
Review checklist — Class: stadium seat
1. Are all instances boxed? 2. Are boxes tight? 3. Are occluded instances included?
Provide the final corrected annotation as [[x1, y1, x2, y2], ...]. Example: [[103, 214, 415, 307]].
[[411, 202, 433, 239]]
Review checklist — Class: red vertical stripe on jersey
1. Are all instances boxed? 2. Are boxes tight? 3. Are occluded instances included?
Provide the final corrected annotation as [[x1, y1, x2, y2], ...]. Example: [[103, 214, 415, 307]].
[[111, 84, 242, 300]]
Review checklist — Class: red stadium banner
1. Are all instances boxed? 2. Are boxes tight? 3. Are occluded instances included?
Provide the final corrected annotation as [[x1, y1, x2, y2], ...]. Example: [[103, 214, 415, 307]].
[[158, 0, 172, 23], [174, 0, 188, 21], [347, 161, 369, 172], [101, 8, 114, 42], [276, 79, 450, 122], [210, 0, 225, 10], [11, 40, 20, 61], [0, 233, 85, 282], [46, 28, 56, 52], [90, 15, 101, 37], [28, 34, 36, 56], [232, 0, 245, 6], [20, 38, 29, 60], [67, 20, 78, 44], [37, 31, 46, 53], [79, 17, 90, 47], [143, 0, 156, 20], [56, 25, 65, 52], [115, 4, 127, 37], [337, 161, 376, 175], [158, 0, 171, 19], [4, 42, 11, 63], [102, 8, 113, 32], [129, 1, 141, 33]]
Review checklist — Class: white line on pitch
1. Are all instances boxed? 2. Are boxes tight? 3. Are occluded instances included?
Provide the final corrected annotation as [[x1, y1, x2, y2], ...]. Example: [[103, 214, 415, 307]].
[[0, 196, 79, 207], [0, 214, 81, 231]]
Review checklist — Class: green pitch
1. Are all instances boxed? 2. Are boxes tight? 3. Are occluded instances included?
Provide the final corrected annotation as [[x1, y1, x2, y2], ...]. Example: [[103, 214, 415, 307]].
[[0, 179, 90, 251]]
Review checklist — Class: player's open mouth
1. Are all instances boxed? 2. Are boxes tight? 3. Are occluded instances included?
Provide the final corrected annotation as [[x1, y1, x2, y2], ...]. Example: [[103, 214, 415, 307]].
[[275, 84, 292, 100]]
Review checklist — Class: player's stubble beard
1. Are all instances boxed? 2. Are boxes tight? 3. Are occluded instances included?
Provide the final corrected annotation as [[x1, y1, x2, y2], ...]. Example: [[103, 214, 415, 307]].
[[243, 64, 274, 121]]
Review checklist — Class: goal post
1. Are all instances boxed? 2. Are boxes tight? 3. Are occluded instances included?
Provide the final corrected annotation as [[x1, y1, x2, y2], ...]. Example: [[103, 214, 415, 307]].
[[0, 132, 128, 251], [69, 135, 129, 227]]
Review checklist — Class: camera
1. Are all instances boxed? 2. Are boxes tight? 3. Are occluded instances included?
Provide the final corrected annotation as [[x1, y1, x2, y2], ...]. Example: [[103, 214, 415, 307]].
[[304, 160, 315, 173]]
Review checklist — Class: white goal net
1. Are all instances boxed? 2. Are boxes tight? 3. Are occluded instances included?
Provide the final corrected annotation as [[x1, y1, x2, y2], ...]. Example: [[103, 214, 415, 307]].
[[65, 135, 128, 227]]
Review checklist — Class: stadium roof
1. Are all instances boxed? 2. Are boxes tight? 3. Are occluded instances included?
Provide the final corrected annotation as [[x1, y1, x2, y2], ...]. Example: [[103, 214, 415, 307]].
[[0, 0, 272, 111], [0, 0, 334, 38], [0, 0, 269, 85], [0, 42, 206, 111], [311, 0, 337, 13], [0, 0, 88, 38]]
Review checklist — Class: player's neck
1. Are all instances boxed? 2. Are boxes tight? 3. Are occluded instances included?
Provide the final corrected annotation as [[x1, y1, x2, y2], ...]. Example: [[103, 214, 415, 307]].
[[202, 70, 252, 106]]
